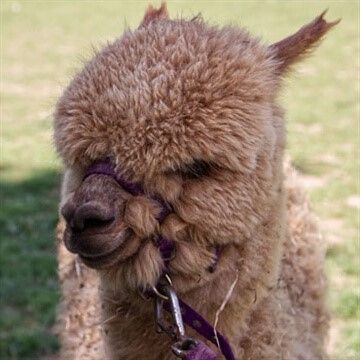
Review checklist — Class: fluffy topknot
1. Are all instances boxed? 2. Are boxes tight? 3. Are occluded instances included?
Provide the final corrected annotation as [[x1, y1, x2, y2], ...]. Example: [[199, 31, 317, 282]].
[[54, 13, 279, 183]]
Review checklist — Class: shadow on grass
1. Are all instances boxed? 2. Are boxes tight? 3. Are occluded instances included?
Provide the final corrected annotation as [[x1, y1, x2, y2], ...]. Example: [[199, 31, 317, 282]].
[[0, 169, 61, 359]]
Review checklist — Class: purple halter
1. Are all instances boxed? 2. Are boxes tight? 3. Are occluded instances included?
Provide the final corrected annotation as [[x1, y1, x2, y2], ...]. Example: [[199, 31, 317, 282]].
[[83, 161, 175, 261], [84, 160, 235, 360]]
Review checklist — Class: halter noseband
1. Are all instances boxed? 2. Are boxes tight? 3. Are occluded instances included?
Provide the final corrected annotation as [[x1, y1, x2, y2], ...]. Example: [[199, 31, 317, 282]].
[[84, 160, 235, 360]]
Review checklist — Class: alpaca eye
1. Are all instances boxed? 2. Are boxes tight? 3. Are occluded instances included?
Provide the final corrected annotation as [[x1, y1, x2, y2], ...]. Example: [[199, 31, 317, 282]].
[[178, 160, 212, 179]]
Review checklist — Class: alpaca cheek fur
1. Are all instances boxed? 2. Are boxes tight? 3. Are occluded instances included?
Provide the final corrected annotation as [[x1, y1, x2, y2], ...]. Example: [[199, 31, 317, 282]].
[[100, 240, 163, 293], [124, 196, 161, 238], [176, 176, 263, 243], [160, 213, 188, 242], [144, 173, 183, 203], [169, 241, 215, 280], [127, 241, 163, 289]]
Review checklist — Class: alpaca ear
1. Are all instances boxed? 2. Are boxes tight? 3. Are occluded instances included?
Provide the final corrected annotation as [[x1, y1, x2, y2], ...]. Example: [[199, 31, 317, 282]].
[[269, 11, 340, 73], [140, 2, 169, 26]]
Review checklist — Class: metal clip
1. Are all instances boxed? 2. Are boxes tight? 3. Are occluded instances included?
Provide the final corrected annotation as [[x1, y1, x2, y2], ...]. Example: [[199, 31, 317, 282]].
[[154, 296, 176, 338], [153, 275, 198, 358], [171, 337, 198, 359], [153, 275, 181, 339], [164, 283, 185, 338]]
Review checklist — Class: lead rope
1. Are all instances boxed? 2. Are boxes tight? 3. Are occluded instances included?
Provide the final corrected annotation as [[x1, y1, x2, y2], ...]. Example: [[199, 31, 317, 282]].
[[84, 161, 235, 360]]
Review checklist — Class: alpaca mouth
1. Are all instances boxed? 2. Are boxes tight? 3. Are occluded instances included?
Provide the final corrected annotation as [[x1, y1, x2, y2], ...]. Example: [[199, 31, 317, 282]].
[[65, 227, 134, 269], [79, 241, 125, 268]]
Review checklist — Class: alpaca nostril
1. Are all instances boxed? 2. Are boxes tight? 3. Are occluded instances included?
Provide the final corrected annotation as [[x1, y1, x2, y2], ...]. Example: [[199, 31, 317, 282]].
[[71, 202, 115, 232], [81, 217, 114, 230]]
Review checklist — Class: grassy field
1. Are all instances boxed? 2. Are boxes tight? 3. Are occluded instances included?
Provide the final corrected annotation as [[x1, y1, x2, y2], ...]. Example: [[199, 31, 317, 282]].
[[0, 0, 358, 359]]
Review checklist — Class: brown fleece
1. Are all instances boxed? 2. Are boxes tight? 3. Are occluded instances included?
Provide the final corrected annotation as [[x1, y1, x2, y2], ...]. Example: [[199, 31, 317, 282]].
[[54, 4, 335, 359]]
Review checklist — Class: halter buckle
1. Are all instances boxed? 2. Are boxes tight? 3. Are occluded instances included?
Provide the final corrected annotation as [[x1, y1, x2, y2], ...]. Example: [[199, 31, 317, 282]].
[[171, 337, 199, 358], [153, 275, 197, 358], [153, 274, 183, 337]]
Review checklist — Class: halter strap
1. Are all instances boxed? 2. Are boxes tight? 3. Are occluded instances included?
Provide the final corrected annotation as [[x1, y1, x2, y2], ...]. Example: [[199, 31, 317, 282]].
[[163, 298, 235, 359], [84, 160, 143, 196], [84, 161, 175, 261], [84, 160, 235, 360]]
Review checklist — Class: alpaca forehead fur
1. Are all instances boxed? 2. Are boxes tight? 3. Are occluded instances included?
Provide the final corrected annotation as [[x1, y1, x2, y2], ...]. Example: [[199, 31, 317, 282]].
[[54, 16, 279, 181]]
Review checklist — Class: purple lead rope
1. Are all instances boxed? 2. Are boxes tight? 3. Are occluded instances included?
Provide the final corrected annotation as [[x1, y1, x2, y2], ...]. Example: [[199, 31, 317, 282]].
[[85, 161, 235, 360], [163, 299, 235, 359]]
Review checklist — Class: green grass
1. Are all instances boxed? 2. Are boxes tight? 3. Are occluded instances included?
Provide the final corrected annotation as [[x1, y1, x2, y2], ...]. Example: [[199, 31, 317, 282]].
[[1, 1, 358, 359]]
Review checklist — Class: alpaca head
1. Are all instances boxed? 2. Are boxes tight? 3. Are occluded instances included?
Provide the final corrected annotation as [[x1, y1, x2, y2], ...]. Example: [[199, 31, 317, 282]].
[[55, 4, 337, 290]]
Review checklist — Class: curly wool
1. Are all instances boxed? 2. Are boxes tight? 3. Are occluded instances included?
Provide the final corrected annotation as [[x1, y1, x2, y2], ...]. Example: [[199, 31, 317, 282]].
[[54, 4, 334, 359]]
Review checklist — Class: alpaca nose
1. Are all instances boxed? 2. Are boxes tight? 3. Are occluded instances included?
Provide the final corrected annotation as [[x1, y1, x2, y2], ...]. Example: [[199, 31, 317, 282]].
[[61, 201, 115, 232]]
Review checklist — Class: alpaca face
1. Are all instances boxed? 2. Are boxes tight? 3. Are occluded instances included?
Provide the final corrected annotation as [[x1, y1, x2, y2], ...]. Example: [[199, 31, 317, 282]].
[[54, 6, 336, 288]]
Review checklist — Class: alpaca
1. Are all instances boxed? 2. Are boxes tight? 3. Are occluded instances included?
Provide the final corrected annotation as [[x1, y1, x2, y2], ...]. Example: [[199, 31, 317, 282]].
[[54, 4, 337, 359]]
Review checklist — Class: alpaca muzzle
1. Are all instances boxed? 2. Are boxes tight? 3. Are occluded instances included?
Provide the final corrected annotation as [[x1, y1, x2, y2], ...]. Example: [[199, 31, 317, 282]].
[[82, 160, 175, 261], [60, 173, 134, 267]]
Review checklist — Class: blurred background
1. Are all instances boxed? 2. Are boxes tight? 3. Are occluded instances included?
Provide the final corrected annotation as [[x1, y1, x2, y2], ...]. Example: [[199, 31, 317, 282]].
[[0, 1, 358, 359]]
